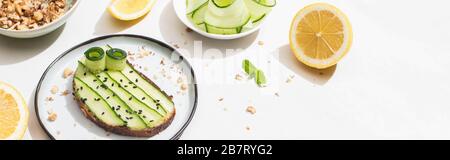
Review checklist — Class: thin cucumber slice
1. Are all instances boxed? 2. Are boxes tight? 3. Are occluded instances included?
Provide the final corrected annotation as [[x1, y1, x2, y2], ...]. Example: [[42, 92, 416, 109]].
[[244, 0, 274, 22], [211, 0, 235, 8], [186, 0, 209, 14], [122, 64, 175, 114], [98, 72, 165, 127], [207, 0, 246, 17], [106, 48, 127, 71], [75, 62, 147, 130], [205, 0, 251, 28], [107, 71, 167, 116], [73, 78, 125, 127], [191, 1, 208, 24], [205, 24, 239, 35], [251, 0, 276, 7], [84, 47, 106, 74]]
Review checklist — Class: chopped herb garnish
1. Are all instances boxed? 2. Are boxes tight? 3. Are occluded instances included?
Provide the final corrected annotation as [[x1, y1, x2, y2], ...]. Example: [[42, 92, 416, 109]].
[[242, 59, 267, 87]]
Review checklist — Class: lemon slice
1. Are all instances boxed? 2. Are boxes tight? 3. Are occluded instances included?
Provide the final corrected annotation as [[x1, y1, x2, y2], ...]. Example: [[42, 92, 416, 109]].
[[0, 81, 29, 140], [289, 3, 352, 69], [108, 0, 157, 21]]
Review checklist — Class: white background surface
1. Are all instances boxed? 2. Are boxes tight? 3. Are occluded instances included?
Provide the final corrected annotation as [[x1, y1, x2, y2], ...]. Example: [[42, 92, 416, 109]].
[[1, 0, 450, 140]]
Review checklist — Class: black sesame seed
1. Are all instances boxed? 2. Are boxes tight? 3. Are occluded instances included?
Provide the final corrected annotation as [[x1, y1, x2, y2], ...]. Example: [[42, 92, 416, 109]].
[[93, 79, 97, 82], [143, 115, 147, 118], [106, 96, 110, 99], [129, 70, 134, 73], [141, 97, 145, 100], [129, 97, 132, 101], [120, 79, 123, 82], [149, 120, 154, 122], [101, 112, 105, 115], [97, 75, 100, 78], [111, 107, 115, 110], [135, 79, 138, 83], [103, 79, 107, 82], [133, 86, 137, 89], [80, 86, 83, 90], [83, 72, 87, 76], [128, 81, 132, 85], [124, 85, 128, 88], [101, 84, 107, 89], [129, 117, 133, 119], [96, 86, 99, 89]]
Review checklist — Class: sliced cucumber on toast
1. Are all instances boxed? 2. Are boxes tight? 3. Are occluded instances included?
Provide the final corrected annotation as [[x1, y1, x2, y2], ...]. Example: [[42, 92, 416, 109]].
[[73, 50, 176, 137]]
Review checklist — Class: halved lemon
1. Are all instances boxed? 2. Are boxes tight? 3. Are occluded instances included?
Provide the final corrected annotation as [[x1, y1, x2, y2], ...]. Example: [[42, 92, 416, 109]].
[[108, 0, 157, 21], [0, 81, 29, 140], [289, 3, 353, 69]]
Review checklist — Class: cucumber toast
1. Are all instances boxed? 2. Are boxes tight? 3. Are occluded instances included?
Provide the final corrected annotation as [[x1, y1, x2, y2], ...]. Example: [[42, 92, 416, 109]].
[[73, 46, 176, 137]]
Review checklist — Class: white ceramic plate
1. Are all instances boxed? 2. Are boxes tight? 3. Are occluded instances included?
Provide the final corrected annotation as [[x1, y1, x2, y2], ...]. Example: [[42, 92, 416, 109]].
[[173, 0, 263, 40], [35, 34, 198, 140], [0, 0, 80, 38]]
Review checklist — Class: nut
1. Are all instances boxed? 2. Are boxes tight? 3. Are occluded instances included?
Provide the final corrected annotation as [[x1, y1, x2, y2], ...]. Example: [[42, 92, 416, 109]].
[[63, 68, 73, 79], [0, 0, 67, 30], [33, 11, 43, 21]]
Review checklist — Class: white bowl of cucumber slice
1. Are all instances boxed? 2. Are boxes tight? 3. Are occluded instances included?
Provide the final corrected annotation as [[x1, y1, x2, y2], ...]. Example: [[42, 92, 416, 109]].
[[174, 0, 276, 40]]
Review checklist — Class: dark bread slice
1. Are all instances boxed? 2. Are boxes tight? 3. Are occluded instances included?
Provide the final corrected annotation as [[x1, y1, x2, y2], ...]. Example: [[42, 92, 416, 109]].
[[72, 64, 176, 137]]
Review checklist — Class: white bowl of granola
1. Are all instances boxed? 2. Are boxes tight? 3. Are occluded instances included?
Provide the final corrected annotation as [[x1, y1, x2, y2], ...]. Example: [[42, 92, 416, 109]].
[[0, 0, 79, 38]]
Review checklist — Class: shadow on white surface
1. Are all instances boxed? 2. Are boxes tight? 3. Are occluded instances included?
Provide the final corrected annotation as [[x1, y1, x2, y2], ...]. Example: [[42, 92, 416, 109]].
[[159, 1, 258, 59], [0, 26, 64, 65], [273, 45, 336, 85], [94, 9, 146, 36], [27, 88, 50, 140]]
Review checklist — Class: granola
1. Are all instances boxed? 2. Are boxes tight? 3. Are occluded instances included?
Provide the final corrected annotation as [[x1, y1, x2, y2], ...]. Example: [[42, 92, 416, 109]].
[[0, 0, 67, 30]]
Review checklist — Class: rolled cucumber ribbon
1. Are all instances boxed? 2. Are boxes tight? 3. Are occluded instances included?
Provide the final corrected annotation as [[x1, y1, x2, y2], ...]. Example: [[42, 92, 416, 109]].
[[84, 47, 106, 73], [106, 48, 127, 71]]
